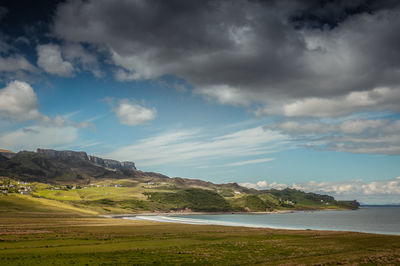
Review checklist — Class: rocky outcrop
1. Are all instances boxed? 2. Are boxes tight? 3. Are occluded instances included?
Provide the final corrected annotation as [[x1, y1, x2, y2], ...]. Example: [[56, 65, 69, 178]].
[[37, 149, 89, 161], [37, 149, 136, 170], [121, 161, 136, 169], [87, 155, 136, 170]]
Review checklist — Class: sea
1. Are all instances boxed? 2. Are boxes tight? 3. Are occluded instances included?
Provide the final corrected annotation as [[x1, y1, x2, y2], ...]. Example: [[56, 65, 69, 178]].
[[126, 206, 400, 235]]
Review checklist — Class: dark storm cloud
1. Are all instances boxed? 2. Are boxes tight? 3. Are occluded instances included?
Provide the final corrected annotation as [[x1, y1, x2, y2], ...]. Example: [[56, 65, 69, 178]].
[[288, 0, 400, 29], [53, 0, 305, 91], [51, 0, 400, 113], [0, 7, 8, 21]]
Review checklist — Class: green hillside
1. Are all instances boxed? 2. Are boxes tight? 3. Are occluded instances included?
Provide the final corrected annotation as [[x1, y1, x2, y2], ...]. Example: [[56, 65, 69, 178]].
[[145, 188, 231, 212], [0, 149, 359, 214]]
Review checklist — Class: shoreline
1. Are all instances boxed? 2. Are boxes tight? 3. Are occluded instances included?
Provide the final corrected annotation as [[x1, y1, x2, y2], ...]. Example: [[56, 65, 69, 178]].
[[101, 209, 301, 218], [101, 207, 352, 219]]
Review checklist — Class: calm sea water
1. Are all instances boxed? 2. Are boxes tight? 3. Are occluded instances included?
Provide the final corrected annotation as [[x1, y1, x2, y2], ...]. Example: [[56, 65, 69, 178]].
[[130, 206, 400, 235]]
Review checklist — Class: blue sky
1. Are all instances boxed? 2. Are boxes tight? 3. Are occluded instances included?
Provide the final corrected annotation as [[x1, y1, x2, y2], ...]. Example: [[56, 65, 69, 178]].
[[0, 0, 400, 203]]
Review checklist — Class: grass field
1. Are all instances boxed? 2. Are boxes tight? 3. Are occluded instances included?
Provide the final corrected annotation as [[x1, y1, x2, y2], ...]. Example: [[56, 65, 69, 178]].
[[1, 195, 400, 265]]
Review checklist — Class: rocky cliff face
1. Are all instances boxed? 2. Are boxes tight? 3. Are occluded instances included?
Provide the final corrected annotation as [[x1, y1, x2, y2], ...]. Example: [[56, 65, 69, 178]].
[[37, 149, 89, 161], [87, 155, 136, 170], [37, 149, 136, 170]]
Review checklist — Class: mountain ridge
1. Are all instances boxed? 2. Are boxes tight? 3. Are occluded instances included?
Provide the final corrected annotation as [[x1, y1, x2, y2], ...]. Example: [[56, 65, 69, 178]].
[[0, 148, 167, 184], [36, 148, 136, 171]]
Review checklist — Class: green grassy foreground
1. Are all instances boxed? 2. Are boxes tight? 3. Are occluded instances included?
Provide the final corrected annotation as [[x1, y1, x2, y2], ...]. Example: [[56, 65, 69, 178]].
[[1, 195, 400, 265]]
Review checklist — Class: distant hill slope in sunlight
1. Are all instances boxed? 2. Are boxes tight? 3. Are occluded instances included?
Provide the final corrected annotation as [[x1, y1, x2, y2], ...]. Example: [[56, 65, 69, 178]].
[[0, 148, 359, 213]]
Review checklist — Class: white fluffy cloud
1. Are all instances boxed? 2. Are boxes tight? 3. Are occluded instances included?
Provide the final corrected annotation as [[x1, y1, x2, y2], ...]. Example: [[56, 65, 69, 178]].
[[0, 125, 78, 151], [241, 177, 400, 204], [0, 80, 44, 121], [292, 177, 400, 204], [0, 81, 91, 151], [240, 180, 287, 190], [62, 43, 102, 77], [106, 126, 285, 167], [256, 87, 400, 118], [194, 85, 254, 106], [0, 55, 37, 73], [0, 80, 95, 129], [112, 99, 157, 126], [37, 44, 74, 77]]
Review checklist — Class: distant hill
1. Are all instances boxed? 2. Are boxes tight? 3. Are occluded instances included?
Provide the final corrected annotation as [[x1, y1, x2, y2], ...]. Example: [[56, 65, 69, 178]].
[[36, 149, 136, 171], [0, 149, 15, 159], [0, 148, 360, 213], [0, 148, 165, 183]]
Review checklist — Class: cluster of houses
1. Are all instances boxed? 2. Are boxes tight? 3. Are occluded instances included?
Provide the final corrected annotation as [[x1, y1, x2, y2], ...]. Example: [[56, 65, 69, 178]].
[[146, 181, 167, 187], [0, 176, 128, 195], [280, 199, 296, 206], [49, 183, 124, 190], [87, 183, 122, 188], [0, 179, 33, 195]]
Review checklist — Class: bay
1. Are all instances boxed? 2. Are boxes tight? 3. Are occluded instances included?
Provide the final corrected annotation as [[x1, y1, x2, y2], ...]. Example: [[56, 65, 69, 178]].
[[129, 206, 400, 235]]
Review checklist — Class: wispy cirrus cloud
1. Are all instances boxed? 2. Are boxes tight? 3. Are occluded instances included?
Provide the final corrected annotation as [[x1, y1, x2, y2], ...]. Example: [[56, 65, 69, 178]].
[[106, 126, 286, 167], [225, 158, 275, 167]]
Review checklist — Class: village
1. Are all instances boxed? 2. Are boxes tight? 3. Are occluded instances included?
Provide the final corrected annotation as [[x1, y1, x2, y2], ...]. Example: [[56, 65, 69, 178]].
[[0, 176, 133, 196], [0, 177, 33, 195]]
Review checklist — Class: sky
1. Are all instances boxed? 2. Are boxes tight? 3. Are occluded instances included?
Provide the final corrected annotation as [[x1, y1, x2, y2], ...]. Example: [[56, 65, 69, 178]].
[[0, 0, 399, 204]]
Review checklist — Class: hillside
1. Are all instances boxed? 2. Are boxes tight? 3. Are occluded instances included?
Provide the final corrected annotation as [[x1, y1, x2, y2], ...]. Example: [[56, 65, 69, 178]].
[[0, 148, 359, 214], [0, 149, 166, 183]]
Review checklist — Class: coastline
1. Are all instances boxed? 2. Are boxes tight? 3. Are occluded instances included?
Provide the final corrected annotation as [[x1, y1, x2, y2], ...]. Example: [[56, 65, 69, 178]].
[[101, 207, 352, 219], [101, 209, 299, 218]]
